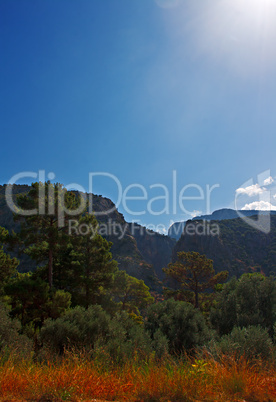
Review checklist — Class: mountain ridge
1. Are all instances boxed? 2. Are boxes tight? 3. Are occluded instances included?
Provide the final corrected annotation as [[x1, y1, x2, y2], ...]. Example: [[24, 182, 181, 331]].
[[168, 208, 276, 240], [172, 215, 276, 277]]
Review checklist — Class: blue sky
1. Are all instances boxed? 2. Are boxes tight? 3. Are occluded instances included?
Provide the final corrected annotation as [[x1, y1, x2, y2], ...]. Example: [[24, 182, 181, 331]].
[[1, 0, 276, 232]]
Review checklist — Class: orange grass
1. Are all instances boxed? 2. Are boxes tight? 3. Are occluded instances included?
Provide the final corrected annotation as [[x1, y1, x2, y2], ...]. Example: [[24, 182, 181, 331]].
[[0, 352, 276, 402]]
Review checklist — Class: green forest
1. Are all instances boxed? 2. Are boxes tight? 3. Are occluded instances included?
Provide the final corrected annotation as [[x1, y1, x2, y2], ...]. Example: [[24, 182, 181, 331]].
[[1, 182, 276, 362], [1, 182, 276, 401]]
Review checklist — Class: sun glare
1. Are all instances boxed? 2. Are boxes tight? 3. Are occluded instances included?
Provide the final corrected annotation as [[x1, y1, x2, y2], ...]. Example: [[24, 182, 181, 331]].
[[166, 0, 276, 79], [188, 0, 276, 77]]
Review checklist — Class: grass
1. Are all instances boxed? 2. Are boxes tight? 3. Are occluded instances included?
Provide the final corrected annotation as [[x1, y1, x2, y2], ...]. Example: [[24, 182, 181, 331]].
[[0, 351, 275, 401]]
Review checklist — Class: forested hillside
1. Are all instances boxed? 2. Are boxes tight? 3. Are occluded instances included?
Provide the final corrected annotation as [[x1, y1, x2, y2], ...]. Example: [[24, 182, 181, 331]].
[[0, 184, 175, 289], [173, 216, 276, 277]]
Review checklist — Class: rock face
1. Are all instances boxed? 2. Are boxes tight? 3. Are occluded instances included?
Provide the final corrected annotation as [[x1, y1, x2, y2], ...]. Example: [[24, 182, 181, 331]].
[[172, 216, 276, 277], [129, 223, 176, 280], [0, 185, 175, 290], [168, 221, 186, 240], [168, 209, 276, 240]]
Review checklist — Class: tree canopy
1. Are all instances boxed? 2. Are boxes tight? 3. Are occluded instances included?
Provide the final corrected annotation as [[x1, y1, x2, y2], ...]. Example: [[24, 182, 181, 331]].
[[210, 273, 276, 336], [0, 226, 19, 295]]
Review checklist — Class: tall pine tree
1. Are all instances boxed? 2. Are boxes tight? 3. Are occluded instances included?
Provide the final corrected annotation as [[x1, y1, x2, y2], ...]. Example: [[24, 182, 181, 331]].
[[12, 182, 85, 288], [11, 182, 118, 311], [68, 213, 118, 309]]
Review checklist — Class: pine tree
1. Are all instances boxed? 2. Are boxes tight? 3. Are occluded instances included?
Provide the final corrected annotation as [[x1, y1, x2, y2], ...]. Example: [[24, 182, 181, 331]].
[[111, 269, 154, 318], [12, 182, 85, 288], [163, 251, 228, 309], [68, 213, 118, 309], [5, 272, 71, 330]]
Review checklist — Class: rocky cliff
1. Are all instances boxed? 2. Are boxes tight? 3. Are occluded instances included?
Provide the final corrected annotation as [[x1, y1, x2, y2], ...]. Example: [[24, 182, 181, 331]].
[[129, 223, 175, 280]]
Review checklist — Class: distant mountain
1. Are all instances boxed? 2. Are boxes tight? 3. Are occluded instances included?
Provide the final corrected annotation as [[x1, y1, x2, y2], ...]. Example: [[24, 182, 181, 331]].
[[168, 208, 276, 240], [172, 216, 276, 277], [0, 185, 175, 290]]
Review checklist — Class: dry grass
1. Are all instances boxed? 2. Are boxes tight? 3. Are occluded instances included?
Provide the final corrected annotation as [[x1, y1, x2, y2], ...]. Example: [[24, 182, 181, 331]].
[[0, 351, 275, 402]]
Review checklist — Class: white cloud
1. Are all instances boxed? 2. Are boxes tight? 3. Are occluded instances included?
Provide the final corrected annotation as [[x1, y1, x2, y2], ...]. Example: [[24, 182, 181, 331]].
[[241, 201, 276, 211], [236, 184, 265, 197], [190, 210, 202, 218], [264, 176, 274, 185], [273, 194, 276, 200]]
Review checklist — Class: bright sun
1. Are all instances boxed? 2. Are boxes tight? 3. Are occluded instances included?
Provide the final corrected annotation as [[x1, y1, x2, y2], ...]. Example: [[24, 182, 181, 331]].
[[191, 0, 276, 76], [156, 0, 276, 76]]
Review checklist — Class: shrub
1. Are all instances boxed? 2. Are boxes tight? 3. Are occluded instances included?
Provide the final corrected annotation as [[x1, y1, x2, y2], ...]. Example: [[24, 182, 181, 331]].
[[208, 325, 274, 361], [40, 305, 152, 363], [0, 302, 32, 358], [40, 305, 111, 355], [94, 311, 152, 363], [145, 299, 211, 356]]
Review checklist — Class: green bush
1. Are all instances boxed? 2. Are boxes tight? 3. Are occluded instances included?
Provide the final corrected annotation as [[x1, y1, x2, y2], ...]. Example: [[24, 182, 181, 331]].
[[211, 274, 276, 337], [94, 311, 152, 363], [40, 305, 111, 354], [40, 305, 152, 363], [145, 299, 211, 355], [208, 325, 273, 361]]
